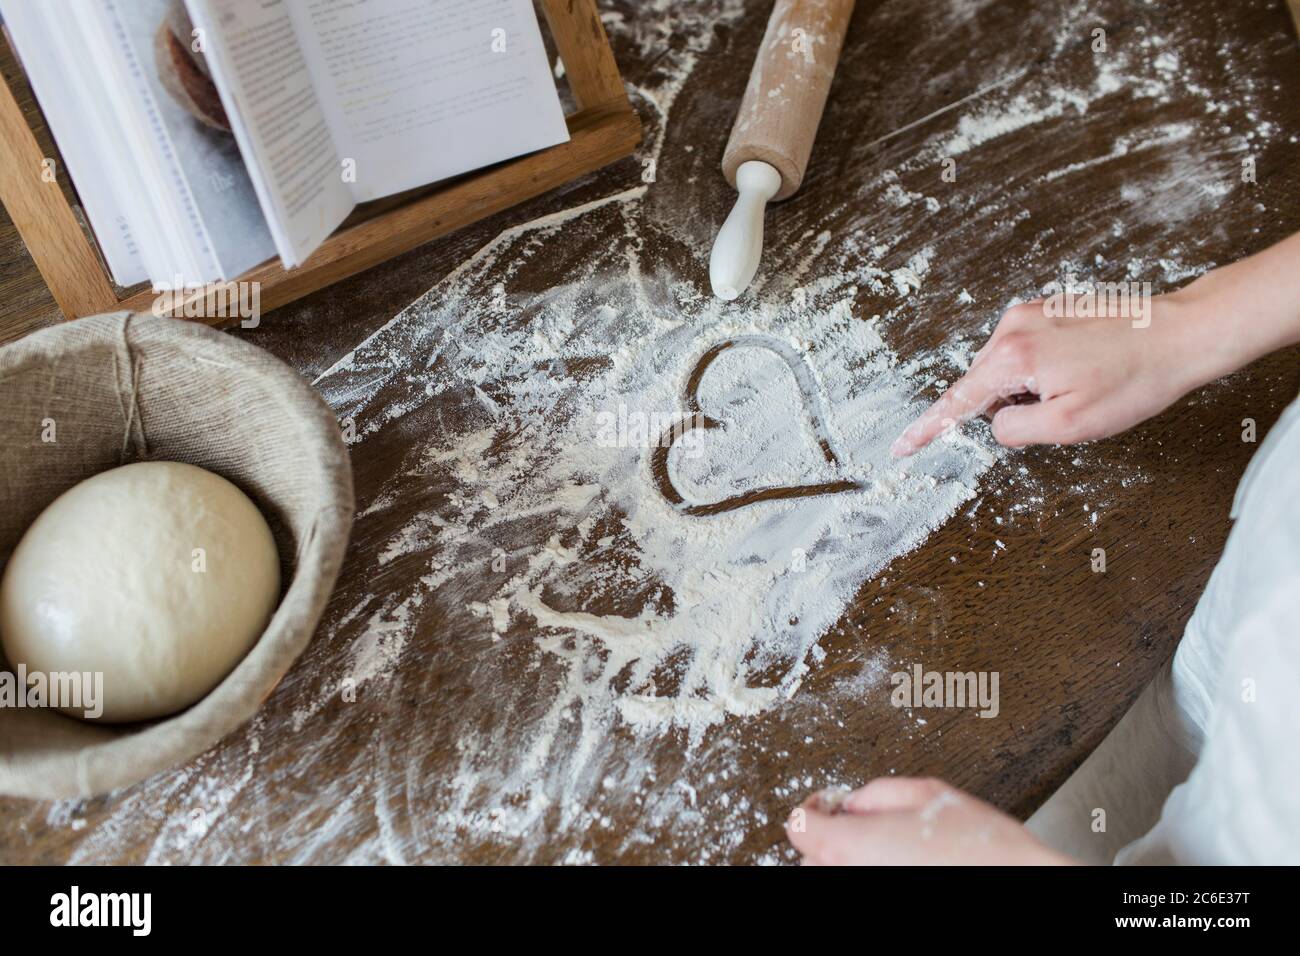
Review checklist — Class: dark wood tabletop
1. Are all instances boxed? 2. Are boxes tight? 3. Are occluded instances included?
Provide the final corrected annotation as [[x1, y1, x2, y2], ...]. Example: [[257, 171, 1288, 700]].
[[1, 0, 1298, 864]]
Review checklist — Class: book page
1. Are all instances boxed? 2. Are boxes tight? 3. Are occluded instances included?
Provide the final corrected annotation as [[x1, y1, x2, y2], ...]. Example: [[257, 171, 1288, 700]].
[[0, 4, 148, 286], [185, 0, 353, 268], [288, 0, 571, 203]]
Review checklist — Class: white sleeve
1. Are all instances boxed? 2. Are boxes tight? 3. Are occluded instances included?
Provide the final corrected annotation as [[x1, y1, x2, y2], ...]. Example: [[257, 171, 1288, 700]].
[[1116, 576, 1300, 865], [1025, 662, 1198, 864]]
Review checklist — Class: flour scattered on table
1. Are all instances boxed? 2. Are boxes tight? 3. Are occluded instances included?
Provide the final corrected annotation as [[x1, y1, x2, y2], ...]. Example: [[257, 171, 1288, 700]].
[[305, 1, 1277, 857], [32, 0, 1288, 865], [310, 188, 994, 839]]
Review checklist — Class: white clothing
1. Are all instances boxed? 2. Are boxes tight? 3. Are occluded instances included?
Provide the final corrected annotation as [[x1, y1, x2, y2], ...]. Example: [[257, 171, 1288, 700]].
[[1028, 394, 1300, 864]]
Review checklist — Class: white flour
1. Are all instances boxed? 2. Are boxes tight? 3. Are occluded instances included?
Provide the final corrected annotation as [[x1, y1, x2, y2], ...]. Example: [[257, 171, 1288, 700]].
[[307, 191, 995, 839]]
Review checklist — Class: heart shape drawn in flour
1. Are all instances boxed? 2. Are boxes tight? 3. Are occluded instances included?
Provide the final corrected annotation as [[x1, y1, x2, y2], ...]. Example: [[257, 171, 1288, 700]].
[[652, 335, 865, 517]]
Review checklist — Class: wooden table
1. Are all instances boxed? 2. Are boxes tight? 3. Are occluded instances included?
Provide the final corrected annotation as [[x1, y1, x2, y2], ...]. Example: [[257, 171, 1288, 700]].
[[1, 0, 1298, 864]]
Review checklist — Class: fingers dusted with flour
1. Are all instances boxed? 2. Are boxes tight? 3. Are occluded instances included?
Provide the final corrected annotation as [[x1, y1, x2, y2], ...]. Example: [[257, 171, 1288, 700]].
[[889, 363, 1041, 456], [785, 790, 893, 866], [786, 777, 1076, 866], [890, 304, 1045, 458]]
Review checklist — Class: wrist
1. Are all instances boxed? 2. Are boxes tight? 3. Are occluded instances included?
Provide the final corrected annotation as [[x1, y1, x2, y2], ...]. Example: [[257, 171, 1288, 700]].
[[1144, 293, 1232, 397], [1157, 283, 1286, 392], [1167, 250, 1300, 381]]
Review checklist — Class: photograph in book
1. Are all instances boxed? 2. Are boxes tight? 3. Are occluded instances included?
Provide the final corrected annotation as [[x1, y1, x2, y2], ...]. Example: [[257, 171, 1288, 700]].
[[119, 0, 278, 282]]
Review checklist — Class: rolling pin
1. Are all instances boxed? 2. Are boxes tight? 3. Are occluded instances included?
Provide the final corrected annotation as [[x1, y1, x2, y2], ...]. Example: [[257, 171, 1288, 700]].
[[710, 0, 856, 301]]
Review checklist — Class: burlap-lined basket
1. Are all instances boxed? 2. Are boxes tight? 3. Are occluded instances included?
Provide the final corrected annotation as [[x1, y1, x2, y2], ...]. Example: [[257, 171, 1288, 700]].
[[0, 312, 354, 799]]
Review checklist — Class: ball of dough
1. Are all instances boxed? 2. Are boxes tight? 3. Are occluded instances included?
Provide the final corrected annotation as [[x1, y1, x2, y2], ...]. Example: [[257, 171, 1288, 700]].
[[0, 462, 280, 722]]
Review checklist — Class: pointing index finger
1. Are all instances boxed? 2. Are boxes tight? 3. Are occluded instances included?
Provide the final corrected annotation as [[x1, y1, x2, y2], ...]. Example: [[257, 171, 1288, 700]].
[[890, 352, 1036, 458]]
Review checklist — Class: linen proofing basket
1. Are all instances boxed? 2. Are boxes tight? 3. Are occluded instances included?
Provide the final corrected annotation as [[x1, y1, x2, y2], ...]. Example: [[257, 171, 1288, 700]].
[[0, 312, 354, 798]]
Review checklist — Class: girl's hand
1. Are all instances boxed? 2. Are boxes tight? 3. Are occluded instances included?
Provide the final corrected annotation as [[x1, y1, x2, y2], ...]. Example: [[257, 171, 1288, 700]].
[[891, 294, 1208, 458], [893, 231, 1300, 458], [786, 777, 1074, 866]]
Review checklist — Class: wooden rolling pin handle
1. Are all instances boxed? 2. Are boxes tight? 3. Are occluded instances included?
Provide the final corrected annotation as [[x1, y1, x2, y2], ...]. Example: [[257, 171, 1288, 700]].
[[722, 0, 856, 202]]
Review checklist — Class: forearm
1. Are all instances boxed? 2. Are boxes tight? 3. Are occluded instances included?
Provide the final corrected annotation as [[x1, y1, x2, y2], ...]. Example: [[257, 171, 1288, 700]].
[[1169, 231, 1300, 389]]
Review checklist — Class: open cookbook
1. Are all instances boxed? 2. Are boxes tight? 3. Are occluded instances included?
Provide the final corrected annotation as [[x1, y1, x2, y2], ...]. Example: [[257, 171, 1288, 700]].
[[0, 0, 570, 289]]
